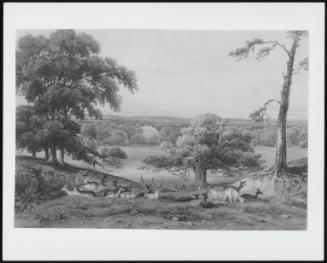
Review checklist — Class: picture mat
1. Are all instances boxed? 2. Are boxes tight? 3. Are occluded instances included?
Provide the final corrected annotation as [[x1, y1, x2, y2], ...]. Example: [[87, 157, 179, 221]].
[[3, 3, 325, 260]]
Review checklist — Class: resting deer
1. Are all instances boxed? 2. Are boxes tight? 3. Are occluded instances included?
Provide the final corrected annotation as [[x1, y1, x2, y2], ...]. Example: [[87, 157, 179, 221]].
[[141, 177, 165, 200], [62, 185, 96, 198], [104, 181, 125, 198], [119, 186, 137, 199], [241, 188, 263, 201], [222, 180, 246, 203], [174, 184, 186, 192]]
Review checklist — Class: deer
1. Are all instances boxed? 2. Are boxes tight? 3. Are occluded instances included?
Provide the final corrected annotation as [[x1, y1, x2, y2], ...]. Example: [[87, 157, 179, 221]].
[[141, 177, 165, 200], [173, 184, 186, 192], [241, 188, 263, 201], [61, 185, 96, 198], [222, 179, 246, 203], [119, 186, 138, 199], [104, 180, 125, 198]]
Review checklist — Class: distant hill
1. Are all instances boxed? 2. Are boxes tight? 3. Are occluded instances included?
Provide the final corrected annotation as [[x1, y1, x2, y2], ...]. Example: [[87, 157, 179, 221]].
[[80, 114, 307, 127], [102, 114, 191, 123]]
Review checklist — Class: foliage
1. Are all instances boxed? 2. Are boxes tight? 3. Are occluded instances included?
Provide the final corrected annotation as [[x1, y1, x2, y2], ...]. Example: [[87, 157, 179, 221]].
[[101, 130, 129, 146], [16, 29, 137, 162], [142, 113, 262, 184], [230, 31, 308, 171], [16, 105, 44, 155], [81, 123, 99, 141], [107, 147, 128, 159], [159, 141, 175, 152]]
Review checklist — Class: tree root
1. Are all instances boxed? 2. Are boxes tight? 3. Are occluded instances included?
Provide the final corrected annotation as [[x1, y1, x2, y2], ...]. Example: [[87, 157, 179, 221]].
[[243, 167, 306, 203]]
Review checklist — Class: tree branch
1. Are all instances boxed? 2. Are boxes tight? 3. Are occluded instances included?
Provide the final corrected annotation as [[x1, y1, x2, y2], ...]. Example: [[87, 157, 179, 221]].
[[230, 39, 290, 61]]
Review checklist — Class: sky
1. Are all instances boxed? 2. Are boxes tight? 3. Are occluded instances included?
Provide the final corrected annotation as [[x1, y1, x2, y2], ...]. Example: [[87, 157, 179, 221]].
[[16, 29, 308, 120]]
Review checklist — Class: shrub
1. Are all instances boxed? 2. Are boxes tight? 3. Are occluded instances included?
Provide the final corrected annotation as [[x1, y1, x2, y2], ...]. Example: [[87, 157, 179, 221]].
[[101, 130, 129, 146], [107, 147, 127, 159], [159, 141, 174, 152], [240, 152, 263, 168]]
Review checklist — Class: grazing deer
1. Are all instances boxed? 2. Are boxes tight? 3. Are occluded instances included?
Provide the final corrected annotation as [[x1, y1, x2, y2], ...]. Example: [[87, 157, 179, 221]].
[[62, 185, 96, 198], [222, 180, 246, 203], [241, 188, 263, 201]]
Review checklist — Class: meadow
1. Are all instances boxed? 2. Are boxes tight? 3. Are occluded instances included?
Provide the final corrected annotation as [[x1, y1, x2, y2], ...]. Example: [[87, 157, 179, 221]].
[[15, 145, 307, 230]]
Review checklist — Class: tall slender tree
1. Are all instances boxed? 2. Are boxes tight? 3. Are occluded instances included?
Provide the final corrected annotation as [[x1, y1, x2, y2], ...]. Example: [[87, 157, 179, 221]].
[[229, 31, 308, 173]]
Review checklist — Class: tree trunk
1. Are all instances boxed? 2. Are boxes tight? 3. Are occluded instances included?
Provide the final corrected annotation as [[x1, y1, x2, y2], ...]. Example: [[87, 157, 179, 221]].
[[45, 147, 49, 161], [51, 145, 57, 163], [32, 151, 36, 158], [275, 38, 299, 173], [275, 105, 288, 172], [194, 167, 207, 186], [59, 145, 65, 165]]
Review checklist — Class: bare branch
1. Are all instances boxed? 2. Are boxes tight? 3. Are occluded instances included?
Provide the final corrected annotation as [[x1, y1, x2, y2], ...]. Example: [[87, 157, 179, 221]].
[[230, 39, 290, 61], [263, 41, 290, 56], [249, 99, 281, 122]]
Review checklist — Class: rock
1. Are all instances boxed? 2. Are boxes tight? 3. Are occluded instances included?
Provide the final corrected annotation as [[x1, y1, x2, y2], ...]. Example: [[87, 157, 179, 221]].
[[116, 219, 123, 223], [257, 218, 266, 223], [281, 214, 291, 219], [126, 223, 132, 227]]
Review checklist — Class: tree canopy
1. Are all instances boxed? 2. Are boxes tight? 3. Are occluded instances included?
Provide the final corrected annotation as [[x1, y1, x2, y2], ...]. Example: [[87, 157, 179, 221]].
[[16, 30, 137, 164], [143, 113, 261, 185]]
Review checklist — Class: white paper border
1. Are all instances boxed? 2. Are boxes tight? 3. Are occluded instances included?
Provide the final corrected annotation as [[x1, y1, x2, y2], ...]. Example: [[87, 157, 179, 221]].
[[3, 3, 325, 260]]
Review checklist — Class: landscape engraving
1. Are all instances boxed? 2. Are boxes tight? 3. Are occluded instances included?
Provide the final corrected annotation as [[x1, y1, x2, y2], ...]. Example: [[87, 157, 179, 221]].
[[15, 30, 308, 229]]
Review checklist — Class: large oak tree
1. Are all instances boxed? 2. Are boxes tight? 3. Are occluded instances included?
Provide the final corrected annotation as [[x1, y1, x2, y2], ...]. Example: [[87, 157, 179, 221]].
[[16, 30, 137, 164]]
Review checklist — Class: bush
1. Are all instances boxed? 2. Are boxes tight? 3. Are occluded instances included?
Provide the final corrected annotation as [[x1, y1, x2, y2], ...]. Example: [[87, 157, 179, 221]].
[[131, 133, 147, 145], [159, 141, 174, 152], [101, 130, 129, 146], [240, 152, 263, 168], [107, 147, 127, 159]]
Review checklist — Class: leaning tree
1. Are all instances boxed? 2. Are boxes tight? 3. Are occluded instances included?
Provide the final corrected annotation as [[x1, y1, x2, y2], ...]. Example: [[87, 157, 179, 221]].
[[16, 29, 137, 164], [229, 31, 308, 174]]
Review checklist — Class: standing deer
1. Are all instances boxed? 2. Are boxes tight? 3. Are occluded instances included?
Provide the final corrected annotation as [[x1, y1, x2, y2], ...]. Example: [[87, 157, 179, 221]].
[[222, 180, 246, 203]]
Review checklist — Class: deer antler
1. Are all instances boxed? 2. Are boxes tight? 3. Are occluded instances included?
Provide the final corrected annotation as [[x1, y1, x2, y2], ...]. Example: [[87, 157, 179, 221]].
[[155, 179, 165, 189], [140, 176, 153, 193]]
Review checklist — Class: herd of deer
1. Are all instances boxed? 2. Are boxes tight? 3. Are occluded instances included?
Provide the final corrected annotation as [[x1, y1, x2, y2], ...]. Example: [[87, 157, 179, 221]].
[[61, 176, 263, 203]]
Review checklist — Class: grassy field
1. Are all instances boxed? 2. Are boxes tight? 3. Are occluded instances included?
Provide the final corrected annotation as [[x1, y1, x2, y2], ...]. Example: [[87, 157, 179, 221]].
[[15, 194, 306, 230], [15, 145, 307, 230]]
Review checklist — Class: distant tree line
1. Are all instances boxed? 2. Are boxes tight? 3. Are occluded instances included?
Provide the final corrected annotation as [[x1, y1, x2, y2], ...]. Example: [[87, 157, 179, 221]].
[[79, 120, 187, 147]]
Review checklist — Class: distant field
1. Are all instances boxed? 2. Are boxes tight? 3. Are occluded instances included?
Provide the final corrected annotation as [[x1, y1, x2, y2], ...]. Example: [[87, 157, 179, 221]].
[[255, 146, 307, 168], [17, 145, 307, 185]]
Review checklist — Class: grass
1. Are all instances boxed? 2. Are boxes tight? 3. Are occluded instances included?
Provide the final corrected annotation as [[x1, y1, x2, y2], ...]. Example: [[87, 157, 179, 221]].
[[15, 145, 307, 230], [15, 193, 306, 230]]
